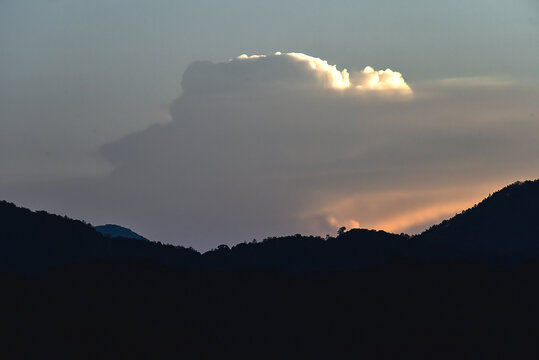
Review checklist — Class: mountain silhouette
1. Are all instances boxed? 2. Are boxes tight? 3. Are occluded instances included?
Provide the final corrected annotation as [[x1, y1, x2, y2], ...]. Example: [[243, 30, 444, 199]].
[[1, 179, 539, 274], [415, 180, 539, 264], [200, 179, 539, 269], [94, 224, 147, 241], [3, 180, 539, 359], [0, 201, 199, 274], [202, 229, 408, 272]]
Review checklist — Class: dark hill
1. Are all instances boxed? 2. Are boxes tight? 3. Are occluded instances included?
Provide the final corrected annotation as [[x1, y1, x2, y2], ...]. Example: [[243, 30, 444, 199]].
[[415, 180, 539, 264], [95, 224, 147, 240], [3, 181, 539, 359], [203, 179, 539, 268], [0, 201, 199, 273], [202, 229, 408, 272], [0, 199, 409, 273], [2, 179, 539, 273]]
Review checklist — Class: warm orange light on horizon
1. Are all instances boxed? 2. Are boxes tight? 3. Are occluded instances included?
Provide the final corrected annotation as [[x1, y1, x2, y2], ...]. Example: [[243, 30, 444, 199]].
[[307, 177, 531, 235], [369, 199, 476, 234]]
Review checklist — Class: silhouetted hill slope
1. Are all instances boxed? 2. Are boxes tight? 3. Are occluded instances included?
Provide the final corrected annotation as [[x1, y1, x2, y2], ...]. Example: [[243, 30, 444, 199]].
[[203, 179, 539, 268], [2, 179, 539, 273], [0, 200, 411, 273], [416, 180, 539, 263], [202, 230, 408, 272], [0, 201, 199, 273], [95, 224, 147, 240], [4, 181, 539, 358]]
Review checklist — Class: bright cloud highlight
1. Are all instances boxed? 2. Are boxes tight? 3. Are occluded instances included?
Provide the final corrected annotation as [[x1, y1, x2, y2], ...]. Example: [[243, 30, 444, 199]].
[[233, 52, 410, 93], [354, 66, 412, 93]]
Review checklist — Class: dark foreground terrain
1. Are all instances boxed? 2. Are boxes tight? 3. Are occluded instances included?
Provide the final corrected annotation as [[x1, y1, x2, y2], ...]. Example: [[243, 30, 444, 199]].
[[4, 259, 539, 359], [2, 180, 539, 359]]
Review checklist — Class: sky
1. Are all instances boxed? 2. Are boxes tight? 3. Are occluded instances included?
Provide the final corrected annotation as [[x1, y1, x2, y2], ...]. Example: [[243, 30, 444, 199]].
[[1, 0, 539, 250]]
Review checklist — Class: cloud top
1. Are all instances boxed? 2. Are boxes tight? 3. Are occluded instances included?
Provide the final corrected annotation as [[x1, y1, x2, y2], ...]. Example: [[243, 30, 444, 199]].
[[354, 66, 411, 93], [237, 52, 351, 89], [181, 52, 411, 94]]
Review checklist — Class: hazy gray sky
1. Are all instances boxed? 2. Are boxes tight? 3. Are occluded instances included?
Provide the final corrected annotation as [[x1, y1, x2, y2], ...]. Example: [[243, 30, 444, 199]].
[[1, 1, 538, 249]]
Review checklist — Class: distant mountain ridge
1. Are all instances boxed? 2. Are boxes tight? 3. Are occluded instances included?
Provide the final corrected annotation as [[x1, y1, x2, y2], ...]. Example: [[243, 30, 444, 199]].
[[1, 179, 539, 273], [0, 201, 199, 274], [95, 224, 147, 241]]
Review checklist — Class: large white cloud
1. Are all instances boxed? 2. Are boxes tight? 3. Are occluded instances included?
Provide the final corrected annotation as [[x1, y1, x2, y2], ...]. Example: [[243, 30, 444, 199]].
[[181, 52, 410, 94], [5, 53, 539, 251]]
